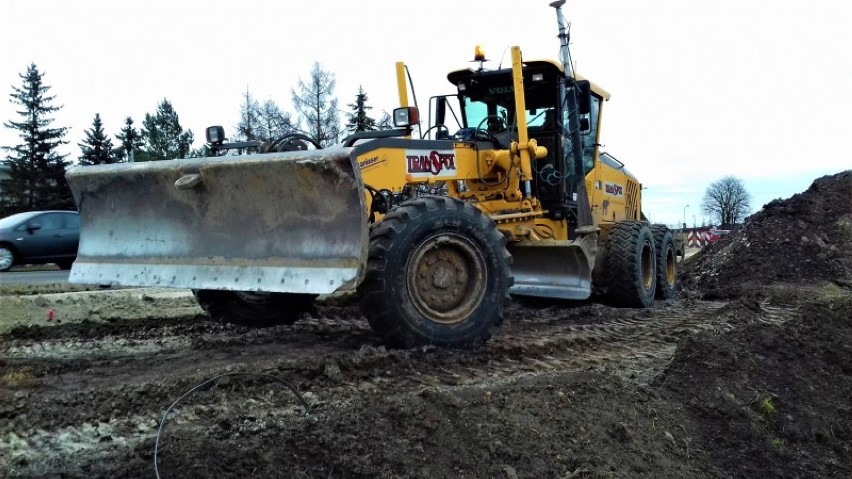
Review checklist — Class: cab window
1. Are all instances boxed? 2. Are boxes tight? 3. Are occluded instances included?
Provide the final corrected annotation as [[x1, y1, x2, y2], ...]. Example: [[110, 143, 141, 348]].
[[581, 96, 601, 172], [463, 97, 510, 132]]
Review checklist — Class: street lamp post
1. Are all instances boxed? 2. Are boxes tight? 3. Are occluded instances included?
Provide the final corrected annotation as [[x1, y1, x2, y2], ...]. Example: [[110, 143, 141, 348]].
[[683, 204, 689, 230]]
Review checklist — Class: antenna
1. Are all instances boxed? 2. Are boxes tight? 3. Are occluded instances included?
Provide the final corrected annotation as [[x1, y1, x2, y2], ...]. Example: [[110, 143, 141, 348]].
[[550, 0, 593, 227], [497, 46, 510, 69], [550, 0, 573, 77]]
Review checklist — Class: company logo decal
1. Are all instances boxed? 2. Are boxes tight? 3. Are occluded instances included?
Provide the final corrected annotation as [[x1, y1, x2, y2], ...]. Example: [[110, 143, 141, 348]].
[[358, 156, 385, 170], [488, 86, 514, 95], [604, 182, 624, 197], [406, 150, 456, 177]]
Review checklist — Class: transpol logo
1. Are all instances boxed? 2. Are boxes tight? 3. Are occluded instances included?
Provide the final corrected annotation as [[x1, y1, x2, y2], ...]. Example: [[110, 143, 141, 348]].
[[406, 150, 456, 176]]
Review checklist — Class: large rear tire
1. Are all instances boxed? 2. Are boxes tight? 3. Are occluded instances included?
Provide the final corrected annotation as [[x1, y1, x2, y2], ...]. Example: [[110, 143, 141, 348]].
[[651, 225, 677, 299], [193, 290, 316, 327], [358, 196, 512, 348], [603, 221, 656, 308]]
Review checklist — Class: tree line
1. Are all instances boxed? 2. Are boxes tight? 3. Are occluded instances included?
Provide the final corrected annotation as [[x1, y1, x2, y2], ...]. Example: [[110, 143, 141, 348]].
[[2, 62, 753, 227], [1, 62, 391, 216]]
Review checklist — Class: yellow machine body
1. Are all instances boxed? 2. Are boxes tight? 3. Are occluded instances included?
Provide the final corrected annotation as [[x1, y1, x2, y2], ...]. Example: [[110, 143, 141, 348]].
[[65, 0, 675, 348]]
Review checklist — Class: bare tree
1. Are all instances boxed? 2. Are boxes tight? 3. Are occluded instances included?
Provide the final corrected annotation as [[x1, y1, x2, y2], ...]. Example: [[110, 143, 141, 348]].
[[235, 88, 261, 142], [291, 62, 340, 147], [376, 111, 394, 130], [256, 99, 297, 142], [701, 176, 752, 227]]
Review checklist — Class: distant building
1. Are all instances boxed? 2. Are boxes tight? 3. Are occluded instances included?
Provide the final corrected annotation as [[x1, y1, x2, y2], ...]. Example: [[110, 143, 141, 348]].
[[0, 164, 11, 196]]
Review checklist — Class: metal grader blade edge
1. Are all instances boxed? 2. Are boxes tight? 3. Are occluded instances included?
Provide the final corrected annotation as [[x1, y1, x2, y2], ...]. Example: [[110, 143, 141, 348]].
[[65, 147, 368, 294], [508, 238, 595, 300]]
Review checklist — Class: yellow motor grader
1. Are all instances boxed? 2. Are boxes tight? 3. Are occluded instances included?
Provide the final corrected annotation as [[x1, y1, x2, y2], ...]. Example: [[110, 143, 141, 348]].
[[65, 1, 677, 348]]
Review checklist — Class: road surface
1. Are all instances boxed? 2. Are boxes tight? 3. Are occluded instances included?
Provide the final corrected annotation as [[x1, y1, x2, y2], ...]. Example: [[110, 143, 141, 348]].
[[0, 269, 70, 286]]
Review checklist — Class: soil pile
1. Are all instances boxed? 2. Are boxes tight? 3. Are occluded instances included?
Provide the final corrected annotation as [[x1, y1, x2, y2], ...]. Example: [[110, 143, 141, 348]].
[[681, 170, 852, 298], [2, 172, 852, 477], [657, 293, 852, 478]]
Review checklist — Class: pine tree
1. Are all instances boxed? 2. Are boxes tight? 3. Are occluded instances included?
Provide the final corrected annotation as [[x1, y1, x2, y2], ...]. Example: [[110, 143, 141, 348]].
[[2, 63, 73, 213], [345, 86, 377, 133], [137, 98, 194, 162], [114, 116, 143, 162], [291, 63, 341, 147], [78, 113, 115, 165]]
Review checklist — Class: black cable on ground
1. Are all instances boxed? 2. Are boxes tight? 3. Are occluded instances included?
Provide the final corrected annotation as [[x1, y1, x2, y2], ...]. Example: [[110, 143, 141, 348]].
[[153, 371, 313, 479]]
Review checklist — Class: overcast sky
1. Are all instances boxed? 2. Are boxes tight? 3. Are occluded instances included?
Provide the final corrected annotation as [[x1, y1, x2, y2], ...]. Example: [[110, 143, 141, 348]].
[[2, 0, 850, 226]]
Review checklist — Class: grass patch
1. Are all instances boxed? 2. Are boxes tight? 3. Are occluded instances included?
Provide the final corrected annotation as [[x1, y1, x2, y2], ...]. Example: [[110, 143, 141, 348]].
[[0, 367, 41, 389], [759, 396, 777, 417]]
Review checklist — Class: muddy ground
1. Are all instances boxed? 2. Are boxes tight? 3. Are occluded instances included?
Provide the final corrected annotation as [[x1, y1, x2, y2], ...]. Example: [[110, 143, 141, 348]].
[[1, 171, 850, 478]]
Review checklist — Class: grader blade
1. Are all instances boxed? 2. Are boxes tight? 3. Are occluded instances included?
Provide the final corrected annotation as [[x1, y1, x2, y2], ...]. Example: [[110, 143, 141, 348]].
[[508, 239, 594, 300], [65, 148, 368, 294]]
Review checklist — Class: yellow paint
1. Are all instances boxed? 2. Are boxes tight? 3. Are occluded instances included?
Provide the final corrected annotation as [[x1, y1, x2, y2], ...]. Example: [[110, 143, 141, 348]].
[[363, 48, 642, 241]]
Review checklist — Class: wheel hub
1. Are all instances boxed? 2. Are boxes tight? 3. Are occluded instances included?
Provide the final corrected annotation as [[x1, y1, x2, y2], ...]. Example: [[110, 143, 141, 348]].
[[665, 247, 676, 286], [0, 248, 13, 271], [431, 264, 454, 289], [409, 234, 485, 324], [641, 242, 654, 291]]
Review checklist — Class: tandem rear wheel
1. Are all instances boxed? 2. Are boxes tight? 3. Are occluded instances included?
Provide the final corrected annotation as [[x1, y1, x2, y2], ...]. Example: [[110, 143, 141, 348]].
[[603, 221, 657, 308], [650, 224, 678, 299]]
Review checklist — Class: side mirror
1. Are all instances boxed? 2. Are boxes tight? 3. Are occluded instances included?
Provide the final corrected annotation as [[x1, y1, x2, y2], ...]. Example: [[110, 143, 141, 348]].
[[576, 80, 592, 115], [27, 223, 42, 233]]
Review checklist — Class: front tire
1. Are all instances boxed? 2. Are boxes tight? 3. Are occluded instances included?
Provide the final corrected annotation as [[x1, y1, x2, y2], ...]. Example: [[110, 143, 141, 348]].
[[651, 225, 677, 299], [193, 290, 316, 327], [0, 245, 14, 272], [603, 221, 656, 308], [57, 260, 74, 270], [358, 196, 512, 348]]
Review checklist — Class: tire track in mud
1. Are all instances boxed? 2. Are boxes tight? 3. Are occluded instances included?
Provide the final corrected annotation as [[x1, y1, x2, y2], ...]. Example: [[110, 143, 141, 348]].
[[1, 299, 794, 393], [0, 297, 799, 474]]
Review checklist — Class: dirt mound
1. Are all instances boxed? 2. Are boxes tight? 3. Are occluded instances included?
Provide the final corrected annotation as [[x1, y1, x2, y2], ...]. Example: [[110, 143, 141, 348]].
[[109, 372, 711, 479], [681, 170, 852, 298], [657, 293, 852, 478], [3, 172, 851, 478]]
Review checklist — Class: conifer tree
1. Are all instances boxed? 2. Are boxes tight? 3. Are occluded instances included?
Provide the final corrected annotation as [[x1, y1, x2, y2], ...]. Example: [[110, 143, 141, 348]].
[[137, 99, 194, 162], [78, 113, 116, 165], [1, 63, 73, 213], [345, 86, 377, 133], [115, 117, 143, 162]]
